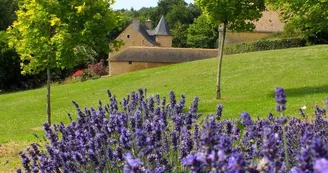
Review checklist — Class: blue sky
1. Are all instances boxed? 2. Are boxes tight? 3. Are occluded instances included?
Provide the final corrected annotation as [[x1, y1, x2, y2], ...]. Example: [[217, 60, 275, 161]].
[[112, 0, 194, 10]]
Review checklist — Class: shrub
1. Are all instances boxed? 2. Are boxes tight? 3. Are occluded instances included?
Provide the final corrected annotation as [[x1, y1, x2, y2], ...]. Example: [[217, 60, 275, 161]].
[[224, 38, 307, 55], [17, 88, 328, 173], [87, 59, 108, 77]]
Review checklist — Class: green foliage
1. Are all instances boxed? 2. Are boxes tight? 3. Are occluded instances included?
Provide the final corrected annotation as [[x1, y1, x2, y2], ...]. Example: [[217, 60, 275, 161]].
[[0, 31, 20, 89], [224, 38, 307, 55], [7, 0, 121, 75], [0, 0, 18, 30], [0, 31, 48, 90], [171, 22, 189, 48], [267, 0, 328, 44], [187, 14, 218, 48], [195, 0, 265, 31]]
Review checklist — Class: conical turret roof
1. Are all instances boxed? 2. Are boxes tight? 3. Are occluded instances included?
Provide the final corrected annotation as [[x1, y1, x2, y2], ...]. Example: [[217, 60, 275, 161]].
[[154, 16, 171, 36]]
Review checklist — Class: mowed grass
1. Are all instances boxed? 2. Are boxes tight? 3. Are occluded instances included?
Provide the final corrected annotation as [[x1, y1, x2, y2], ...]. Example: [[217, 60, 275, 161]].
[[0, 45, 327, 171]]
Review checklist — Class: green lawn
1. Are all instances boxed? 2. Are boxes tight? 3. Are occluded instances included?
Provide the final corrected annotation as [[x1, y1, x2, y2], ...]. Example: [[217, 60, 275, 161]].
[[0, 45, 328, 171]]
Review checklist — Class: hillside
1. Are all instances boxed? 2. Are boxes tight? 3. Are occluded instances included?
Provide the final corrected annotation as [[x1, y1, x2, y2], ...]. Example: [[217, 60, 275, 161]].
[[1, 45, 328, 144]]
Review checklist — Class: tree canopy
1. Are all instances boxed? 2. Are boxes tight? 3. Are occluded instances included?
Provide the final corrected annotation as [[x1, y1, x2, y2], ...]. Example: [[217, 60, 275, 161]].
[[195, 0, 265, 31], [8, 0, 121, 124], [267, 0, 328, 43], [8, 0, 121, 75], [187, 14, 218, 48]]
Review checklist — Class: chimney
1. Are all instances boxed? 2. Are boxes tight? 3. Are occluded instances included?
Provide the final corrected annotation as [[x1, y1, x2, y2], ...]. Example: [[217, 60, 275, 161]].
[[132, 18, 140, 32], [145, 19, 152, 29]]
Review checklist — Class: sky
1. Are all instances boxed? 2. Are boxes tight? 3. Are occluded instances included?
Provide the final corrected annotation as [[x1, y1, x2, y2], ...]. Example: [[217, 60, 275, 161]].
[[112, 0, 194, 10]]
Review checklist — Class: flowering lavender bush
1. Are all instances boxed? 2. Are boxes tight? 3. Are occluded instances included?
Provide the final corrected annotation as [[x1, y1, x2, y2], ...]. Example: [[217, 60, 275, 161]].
[[17, 88, 328, 173]]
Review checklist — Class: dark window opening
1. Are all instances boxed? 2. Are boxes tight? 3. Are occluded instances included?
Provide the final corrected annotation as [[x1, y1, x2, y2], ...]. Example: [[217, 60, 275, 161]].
[[127, 35, 130, 38], [128, 61, 132, 64]]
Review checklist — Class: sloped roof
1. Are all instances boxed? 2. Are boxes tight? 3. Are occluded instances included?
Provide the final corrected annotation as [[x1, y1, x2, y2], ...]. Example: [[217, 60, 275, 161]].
[[154, 16, 172, 36], [138, 24, 160, 45], [110, 46, 217, 63]]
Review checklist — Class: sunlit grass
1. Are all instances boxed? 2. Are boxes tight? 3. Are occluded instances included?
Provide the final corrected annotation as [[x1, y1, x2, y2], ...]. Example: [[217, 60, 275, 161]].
[[0, 45, 327, 171]]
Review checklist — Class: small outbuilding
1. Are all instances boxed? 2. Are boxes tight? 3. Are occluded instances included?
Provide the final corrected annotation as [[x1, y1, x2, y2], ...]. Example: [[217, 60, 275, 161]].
[[109, 46, 218, 76]]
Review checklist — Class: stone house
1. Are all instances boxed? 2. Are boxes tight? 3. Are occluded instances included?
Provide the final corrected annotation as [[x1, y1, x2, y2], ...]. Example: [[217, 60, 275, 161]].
[[224, 10, 284, 45], [109, 16, 218, 76], [109, 11, 284, 76]]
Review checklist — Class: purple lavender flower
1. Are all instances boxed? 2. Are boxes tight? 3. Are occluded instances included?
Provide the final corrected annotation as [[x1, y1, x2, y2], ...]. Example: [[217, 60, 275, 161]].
[[314, 158, 328, 173], [276, 116, 287, 125], [120, 128, 132, 149], [240, 112, 253, 126], [169, 91, 176, 107], [181, 152, 207, 172], [171, 130, 179, 151], [17, 90, 328, 173], [216, 104, 224, 121], [275, 87, 287, 112], [135, 129, 147, 149], [227, 153, 246, 173], [123, 153, 144, 173], [180, 128, 194, 159], [296, 147, 313, 172], [189, 97, 199, 114], [311, 138, 328, 158], [138, 88, 144, 101]]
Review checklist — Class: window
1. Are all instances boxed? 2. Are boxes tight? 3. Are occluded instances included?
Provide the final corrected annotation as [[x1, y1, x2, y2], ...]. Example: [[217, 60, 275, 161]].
[[127, 35, 130, 38], [128, 61, 132, 64]]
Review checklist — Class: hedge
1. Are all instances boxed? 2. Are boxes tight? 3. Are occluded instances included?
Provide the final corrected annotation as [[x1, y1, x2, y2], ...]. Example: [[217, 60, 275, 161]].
[[224, 38, 307, 55]]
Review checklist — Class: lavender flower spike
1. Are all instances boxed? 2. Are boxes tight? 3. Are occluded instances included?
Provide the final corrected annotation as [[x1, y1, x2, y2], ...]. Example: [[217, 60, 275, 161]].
[[123, 153, 144, 173], [216, 104, 224, 121], [275, 87, 287, 112]]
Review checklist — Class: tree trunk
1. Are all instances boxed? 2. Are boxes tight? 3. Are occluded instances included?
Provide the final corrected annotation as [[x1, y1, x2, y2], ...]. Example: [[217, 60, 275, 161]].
[[216, 22, 227, 99], [46, 66, 51, 125]]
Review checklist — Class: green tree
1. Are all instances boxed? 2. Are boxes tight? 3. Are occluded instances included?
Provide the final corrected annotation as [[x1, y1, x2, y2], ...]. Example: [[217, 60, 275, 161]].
[[187, 14, 218, 48], [8, 0, 121, 124], [0, 0, 18, 30], [171, 22, 189, 47], [267, 1, 328, 44], [195, 0, 265, 99]]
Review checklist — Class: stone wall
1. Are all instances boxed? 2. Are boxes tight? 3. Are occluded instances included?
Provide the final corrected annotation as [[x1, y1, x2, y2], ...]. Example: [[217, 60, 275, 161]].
[[155, 35, 172, 47], [109, 61, 172, 76]]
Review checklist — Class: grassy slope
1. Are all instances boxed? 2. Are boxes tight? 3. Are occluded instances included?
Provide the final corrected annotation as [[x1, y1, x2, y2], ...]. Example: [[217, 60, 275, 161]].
[[1, 45, 328, 143], [0, 45, 328, 171], [0, 46, 328, 172]]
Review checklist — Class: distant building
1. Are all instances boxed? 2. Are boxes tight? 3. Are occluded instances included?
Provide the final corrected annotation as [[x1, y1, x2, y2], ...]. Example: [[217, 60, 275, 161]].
[[109, 16, 217, 76], [224, 10, 284, 45], [109, 46, 217, 76], [109, 11, 284, 76]]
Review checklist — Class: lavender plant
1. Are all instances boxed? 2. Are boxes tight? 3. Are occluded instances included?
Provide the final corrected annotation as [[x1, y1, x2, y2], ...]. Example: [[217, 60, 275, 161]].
[[17, 88, 328, 173]]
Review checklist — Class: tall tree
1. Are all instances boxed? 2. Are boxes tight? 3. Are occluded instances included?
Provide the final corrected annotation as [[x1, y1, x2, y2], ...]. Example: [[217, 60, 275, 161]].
[[187, 14, 218, 48], [8, 0, 121, 124], [267, 0, 328, 44], [195, 0, 265, 99]]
